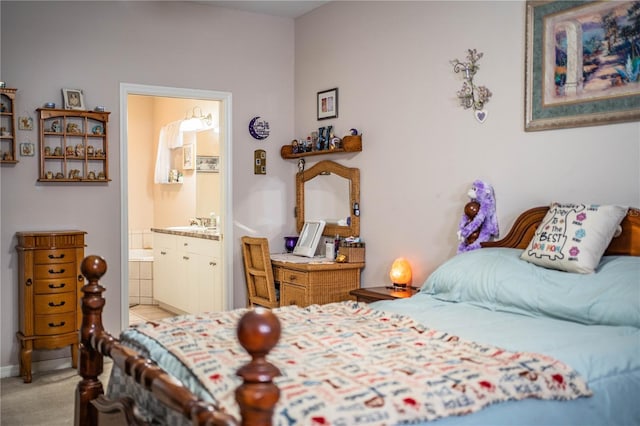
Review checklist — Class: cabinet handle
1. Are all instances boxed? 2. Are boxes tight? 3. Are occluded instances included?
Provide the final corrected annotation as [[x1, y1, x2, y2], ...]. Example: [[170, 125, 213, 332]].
[[48, 253, 65, 260], [26, 278, 33, 287], [160, 251, 167, 255], [48, 268, 65, 274], [183, 256, 190, 260], [288, 275, 297, 282], [209, 261, 217, 266], [48, 301, 66, 307], [48, 321, 66, 328], [48, 283, 66, 289]]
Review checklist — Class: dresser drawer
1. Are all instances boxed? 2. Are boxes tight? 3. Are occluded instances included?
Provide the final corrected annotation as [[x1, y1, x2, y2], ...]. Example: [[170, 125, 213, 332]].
[[279, 269, 308, 285], [34, 277, 76, 294], [34, 292, 76, 315], [34, 312, 75, 335], [34, 249, 76, 265], [34, 262, 75, 279]]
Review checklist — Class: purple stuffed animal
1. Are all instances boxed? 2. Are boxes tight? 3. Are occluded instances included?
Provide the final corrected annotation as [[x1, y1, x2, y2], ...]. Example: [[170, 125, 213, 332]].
[[457, 180, 499, 253]]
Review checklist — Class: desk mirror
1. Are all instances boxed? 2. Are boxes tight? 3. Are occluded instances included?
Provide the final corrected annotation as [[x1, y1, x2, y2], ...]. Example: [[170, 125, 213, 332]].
[[296, 160, 360, 237]]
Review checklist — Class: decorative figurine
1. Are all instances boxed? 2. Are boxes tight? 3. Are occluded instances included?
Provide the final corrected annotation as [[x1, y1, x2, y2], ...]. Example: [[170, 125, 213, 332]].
[[53, 146, 62, 156], [44, 146, 51, 156], [317, 127, 327, 150], [75, 144, 84, 156], [457, 179, 499, 253], [65, 145, 75, 156], [86, 145, 94, 156], [51, 120, 61, 132], [297, 158, 305, 173]]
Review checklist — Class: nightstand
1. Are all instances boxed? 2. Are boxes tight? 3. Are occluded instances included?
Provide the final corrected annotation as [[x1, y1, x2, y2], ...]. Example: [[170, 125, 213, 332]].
[[349, 286, 418, 303]]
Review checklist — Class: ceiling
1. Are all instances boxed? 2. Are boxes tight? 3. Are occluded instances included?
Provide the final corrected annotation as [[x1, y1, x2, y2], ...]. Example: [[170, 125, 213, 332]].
[[198, 1, 330, 19]]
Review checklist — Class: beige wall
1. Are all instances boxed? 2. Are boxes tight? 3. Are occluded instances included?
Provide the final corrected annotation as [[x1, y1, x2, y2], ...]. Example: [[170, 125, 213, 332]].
[[0, 1, 295, 371]]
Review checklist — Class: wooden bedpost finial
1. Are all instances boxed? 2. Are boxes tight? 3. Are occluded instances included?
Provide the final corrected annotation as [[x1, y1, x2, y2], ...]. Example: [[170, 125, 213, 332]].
[[81, 254, 107, 282], [236, 308, 282, 426]]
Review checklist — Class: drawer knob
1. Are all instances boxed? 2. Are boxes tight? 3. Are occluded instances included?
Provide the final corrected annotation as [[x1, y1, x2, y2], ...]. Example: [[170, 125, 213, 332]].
[[48, 283, 66, 289], [48, 301, 66, 307], [288, 275, 297, 281], [48, 321, 66, 328], [78, 274, 84, 282], [48, 253, 65, 260], [26, 278, 32, 287], [48, 268, 65, 274]]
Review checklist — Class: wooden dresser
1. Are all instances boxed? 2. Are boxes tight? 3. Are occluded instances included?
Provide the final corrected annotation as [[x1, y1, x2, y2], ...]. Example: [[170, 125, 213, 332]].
[[271, 260, 365, 307], [15, 230, 86, 383]]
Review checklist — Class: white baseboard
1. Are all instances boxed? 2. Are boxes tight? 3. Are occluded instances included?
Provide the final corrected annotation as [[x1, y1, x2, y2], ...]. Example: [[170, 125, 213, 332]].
[[0, 357, 73, 379]]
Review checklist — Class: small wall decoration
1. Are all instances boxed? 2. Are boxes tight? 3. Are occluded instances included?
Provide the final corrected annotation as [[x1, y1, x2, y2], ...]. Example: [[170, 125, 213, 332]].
[[18, 116, 33, 130], [62, 88, 85, 110], [20, 143, 34, 156], [248, 116, 270, 140], [525, 1, 640, 131], [317, 88, 338, 120], [254, 149, 266, 175], [451, 49, 492, 123], [196, 155, 219, 173], [183, 144, 195, 170]]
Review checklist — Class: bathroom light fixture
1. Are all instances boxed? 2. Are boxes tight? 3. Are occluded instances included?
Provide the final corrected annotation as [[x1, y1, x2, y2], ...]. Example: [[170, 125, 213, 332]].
[[181, 106, 214, 132], [451, 49, 492, 123], [389, 257, 412, 289]]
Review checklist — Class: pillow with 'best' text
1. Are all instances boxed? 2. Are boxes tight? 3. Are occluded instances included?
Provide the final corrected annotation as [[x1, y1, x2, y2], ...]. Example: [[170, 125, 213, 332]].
[[520, 203, 627, 273]]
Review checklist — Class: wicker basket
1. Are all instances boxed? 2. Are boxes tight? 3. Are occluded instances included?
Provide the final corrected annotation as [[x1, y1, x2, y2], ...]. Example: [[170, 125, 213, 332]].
[[339, 244, 365, 263]]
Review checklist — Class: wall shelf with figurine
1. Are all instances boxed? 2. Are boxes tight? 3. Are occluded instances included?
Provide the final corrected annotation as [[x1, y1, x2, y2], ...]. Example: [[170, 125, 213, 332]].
[[37, 108, 110, 182], [0, 87, 18, 164], [280, 135, 362, 159]]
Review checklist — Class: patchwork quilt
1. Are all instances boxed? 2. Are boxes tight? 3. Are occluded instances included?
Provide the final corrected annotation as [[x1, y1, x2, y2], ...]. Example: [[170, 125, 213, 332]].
[[127, 302, 591, 425]]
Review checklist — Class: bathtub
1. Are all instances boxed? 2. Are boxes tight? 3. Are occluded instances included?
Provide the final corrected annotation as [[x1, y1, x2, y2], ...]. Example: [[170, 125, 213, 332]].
[[129, 248, 155, 306], [129, 248, 154, 262]]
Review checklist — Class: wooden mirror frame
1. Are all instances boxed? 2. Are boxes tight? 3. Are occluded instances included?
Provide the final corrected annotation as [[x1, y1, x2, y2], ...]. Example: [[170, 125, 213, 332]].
[[296, 160, 360, 238]]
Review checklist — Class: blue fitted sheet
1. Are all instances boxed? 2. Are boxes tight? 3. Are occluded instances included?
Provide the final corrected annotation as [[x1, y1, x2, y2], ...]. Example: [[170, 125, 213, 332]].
[[372, 294, 640, 425]]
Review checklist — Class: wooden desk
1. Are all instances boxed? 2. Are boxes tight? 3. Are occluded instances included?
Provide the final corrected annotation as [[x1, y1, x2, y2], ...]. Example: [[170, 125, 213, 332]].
[[271, 259, 365, 307]]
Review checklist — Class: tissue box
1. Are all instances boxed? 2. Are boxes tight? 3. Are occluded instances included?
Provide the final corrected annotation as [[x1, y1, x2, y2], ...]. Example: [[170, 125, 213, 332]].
[[338, 243, 365, 263]]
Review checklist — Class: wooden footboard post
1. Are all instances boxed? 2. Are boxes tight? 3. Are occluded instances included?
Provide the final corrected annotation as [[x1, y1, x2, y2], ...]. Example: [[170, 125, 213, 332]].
[[74, 255, 108, 426], [236, 308, 282, 426]]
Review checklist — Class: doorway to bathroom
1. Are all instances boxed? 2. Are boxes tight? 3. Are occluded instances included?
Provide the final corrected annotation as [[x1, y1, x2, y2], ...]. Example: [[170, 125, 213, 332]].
[[119, 83, 233, 329]]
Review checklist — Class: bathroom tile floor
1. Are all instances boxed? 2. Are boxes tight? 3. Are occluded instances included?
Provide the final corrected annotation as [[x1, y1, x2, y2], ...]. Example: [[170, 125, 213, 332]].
[[129, 304, 176, 326]]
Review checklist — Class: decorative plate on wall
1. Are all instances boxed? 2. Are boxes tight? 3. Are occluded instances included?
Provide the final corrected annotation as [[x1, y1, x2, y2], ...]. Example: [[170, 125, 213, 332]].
[[249, 116, 270, 140]]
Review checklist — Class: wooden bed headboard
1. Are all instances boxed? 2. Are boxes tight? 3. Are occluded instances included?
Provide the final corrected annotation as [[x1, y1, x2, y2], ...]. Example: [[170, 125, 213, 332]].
[[481, 206, 640, 256]]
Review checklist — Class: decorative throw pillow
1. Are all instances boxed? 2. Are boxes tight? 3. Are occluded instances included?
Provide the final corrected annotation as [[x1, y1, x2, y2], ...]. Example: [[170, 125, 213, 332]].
[[520, 203, 628, 273]]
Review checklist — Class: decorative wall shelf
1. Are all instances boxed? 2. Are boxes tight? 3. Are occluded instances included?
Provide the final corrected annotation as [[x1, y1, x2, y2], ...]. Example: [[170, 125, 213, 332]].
[[37, 108, 110, 182], [0, 87, 18, 164], [280, 135, 362, 159]]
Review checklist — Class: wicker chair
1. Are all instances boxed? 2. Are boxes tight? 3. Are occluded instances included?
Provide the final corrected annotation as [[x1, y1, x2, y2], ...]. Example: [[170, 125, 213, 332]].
[[241, 236, 279, 308]]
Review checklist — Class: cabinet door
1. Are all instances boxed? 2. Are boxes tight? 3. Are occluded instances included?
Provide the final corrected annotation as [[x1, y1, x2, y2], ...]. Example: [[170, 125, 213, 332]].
[[153, 235, 178, 307]]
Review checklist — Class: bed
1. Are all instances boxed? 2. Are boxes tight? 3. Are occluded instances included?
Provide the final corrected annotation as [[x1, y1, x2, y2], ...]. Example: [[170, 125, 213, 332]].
[[75, 205, 640, 425]]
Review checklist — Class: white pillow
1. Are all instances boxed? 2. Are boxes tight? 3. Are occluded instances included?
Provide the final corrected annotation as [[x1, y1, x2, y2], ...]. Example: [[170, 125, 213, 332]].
[[520, 203, 628, 273]]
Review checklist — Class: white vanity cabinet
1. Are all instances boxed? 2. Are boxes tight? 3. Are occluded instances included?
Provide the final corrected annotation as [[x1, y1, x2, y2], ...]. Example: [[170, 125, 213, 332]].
[[152, 231, 222, 314]]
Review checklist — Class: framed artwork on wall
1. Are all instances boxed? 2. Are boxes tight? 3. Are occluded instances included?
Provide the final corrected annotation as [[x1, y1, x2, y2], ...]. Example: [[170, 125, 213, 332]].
[[196, 155, 219, 173], [525, 1, 640, 131], [317, 88, 338, 120], [62, 88, 85, 110], [183, 144, 195, 170]]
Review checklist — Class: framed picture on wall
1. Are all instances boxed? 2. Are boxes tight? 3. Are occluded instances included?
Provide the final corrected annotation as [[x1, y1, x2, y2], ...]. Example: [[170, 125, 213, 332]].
[[183, 144, 195, 170], [196, 155, 219, 173], [524, 1, 640, 131], [317, 88, 338, 120], [62, 88, 85, 110]]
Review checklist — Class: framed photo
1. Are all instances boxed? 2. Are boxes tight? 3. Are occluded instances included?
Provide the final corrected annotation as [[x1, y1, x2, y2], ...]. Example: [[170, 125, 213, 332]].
[[196, 155, 219, 173], [525, 1, 640, 131], [317, 88, 338, 120], [182, 144, 195, 170], [20, 143, 35, 156], [62, 88, 85, 110], [18, 116, 33, 130]]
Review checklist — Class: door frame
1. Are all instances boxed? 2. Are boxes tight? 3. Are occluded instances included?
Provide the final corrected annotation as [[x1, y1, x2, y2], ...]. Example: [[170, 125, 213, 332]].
[[119, 83, 234, 328]]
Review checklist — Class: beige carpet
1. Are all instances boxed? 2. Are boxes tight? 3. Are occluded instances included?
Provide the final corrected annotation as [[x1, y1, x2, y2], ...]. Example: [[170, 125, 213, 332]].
[[1, 361, 112, 425]]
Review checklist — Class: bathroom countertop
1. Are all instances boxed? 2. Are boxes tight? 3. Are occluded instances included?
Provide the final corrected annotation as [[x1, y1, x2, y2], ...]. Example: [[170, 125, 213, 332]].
[[151, 227, 221, 241]]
